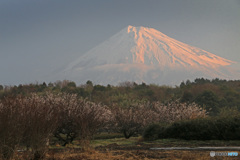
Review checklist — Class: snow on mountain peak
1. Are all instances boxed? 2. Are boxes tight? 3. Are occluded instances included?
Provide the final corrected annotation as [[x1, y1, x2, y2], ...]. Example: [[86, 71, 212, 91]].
[[124, 25, 234, 68], [58, 25, 238, 85]]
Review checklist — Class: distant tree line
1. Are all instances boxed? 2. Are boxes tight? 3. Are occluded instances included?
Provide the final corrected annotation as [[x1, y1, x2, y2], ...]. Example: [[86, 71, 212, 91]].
[[1, 78, 239, 115]]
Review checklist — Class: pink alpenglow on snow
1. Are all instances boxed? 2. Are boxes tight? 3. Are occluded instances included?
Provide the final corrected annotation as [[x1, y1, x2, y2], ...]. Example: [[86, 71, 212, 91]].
[[127, 25, 233, 67], [56, 25, 239, 85]]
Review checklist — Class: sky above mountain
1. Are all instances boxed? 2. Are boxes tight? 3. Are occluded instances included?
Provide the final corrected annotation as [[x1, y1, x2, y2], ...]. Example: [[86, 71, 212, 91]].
[[1, 0, 240, 85]]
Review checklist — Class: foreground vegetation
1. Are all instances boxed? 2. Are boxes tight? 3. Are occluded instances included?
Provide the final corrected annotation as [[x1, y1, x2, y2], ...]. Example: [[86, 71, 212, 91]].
[[8, 136, 240, 160], [0, 78, 239, 159]]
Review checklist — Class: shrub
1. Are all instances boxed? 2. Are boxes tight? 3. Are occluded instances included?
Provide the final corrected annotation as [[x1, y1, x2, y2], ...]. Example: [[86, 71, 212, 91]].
[[162, 118, 218, 140], [143, 116, 240, 140], [143, 123, 166, 141]]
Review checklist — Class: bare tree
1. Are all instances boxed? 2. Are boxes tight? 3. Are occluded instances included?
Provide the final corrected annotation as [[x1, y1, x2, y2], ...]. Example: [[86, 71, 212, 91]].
[[110, 102, 156, 139], [110, 100, 207, 139], [0, 93, 59, 160], [152, 100, 207, 123], [53, 93, 111, 146], [0, 92, 112, 159], [0, 96, 25, 160], [20, 93, 59, 160]]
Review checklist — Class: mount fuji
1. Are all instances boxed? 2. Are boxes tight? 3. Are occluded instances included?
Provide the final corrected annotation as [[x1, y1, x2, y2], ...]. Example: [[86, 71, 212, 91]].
[[55, 25, 239, 85]]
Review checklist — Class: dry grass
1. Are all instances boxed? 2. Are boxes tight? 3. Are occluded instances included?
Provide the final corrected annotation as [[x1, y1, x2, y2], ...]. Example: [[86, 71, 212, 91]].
[[46, 149, 239, 160], [10, 148, 235, 160], [8, 137, 240, 160]]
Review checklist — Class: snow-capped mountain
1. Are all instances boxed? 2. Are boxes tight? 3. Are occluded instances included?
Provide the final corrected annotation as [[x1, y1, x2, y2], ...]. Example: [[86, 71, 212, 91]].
[[57, 25, 239, 85]]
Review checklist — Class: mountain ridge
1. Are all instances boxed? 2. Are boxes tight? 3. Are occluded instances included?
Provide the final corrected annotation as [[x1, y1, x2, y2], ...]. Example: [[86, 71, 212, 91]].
[[57, 25, 239, 85]]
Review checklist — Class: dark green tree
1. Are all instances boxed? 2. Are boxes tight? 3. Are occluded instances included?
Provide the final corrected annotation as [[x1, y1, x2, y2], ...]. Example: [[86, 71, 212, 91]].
[[181, 91, 193, 102], [195, 91, 220, 115], [0, 85, 3, 91]]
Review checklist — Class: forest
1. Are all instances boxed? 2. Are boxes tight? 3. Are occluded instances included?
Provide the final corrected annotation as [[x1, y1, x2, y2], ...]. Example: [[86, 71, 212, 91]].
[[1, 78, 240, 111], [0, 78, 239, 160]]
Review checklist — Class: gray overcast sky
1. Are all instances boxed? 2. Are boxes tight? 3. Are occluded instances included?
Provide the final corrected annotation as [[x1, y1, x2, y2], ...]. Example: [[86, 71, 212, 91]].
[[1, 0, 240, 85]]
